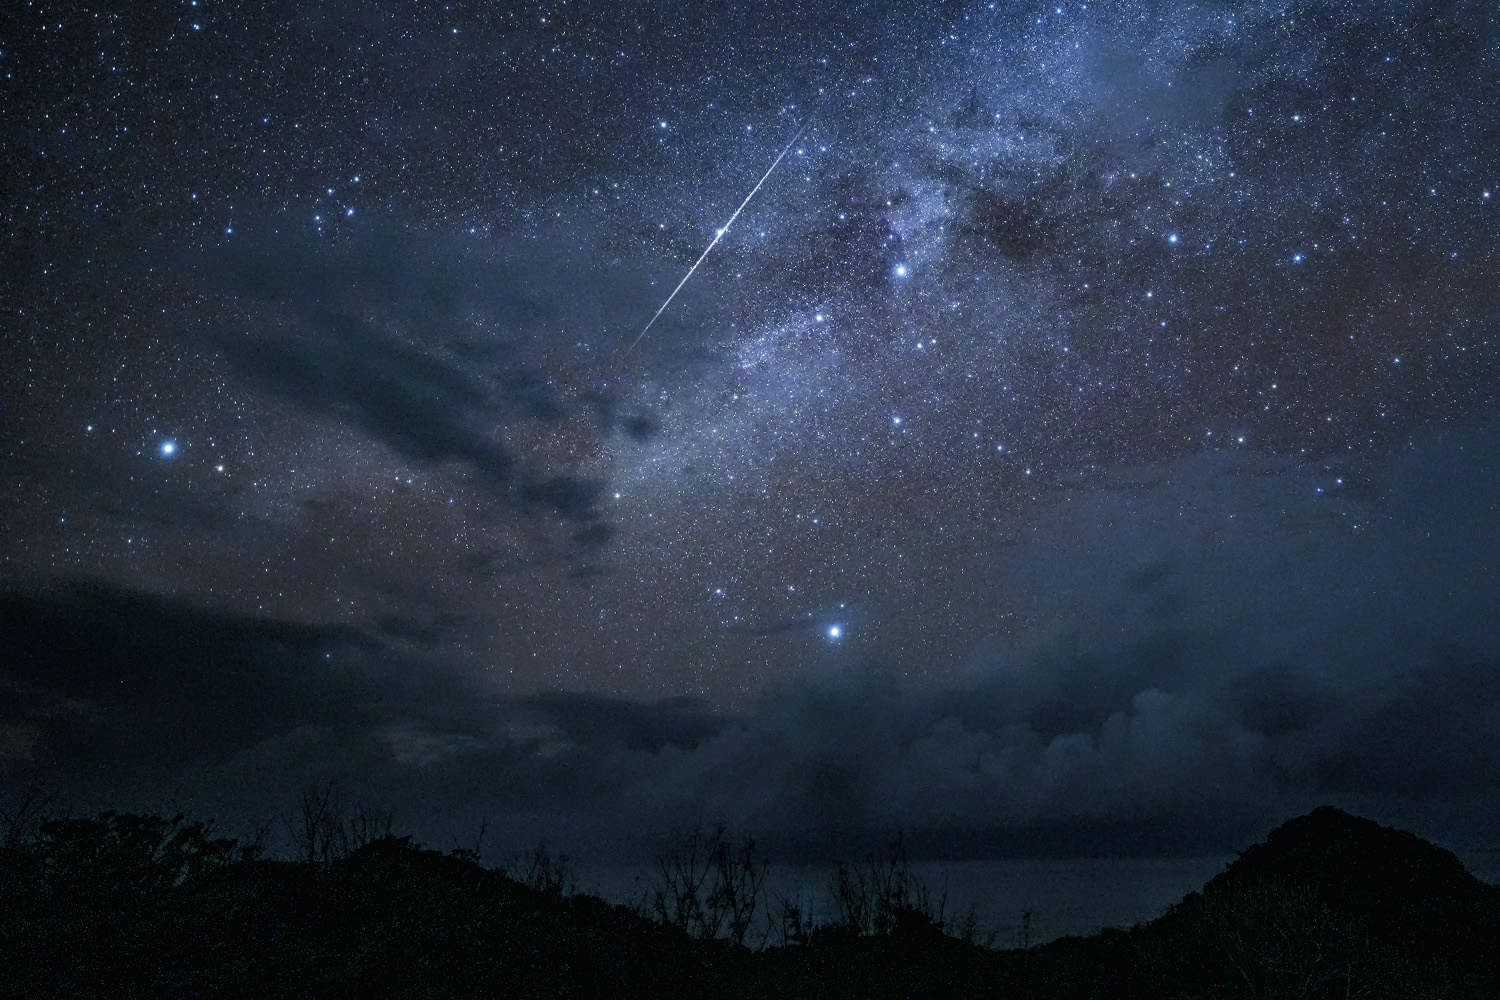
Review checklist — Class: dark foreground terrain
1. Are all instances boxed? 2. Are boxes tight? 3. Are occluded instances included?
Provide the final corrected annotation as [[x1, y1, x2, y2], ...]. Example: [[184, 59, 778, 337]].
[[2, 805, 1497, 998]]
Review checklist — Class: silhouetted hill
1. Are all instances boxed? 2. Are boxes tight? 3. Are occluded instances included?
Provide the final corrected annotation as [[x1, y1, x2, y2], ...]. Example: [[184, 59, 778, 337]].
[[2, 805, 1497, 998], [1027, 806, 1500, 998], [1178, 805, 1500, 945]]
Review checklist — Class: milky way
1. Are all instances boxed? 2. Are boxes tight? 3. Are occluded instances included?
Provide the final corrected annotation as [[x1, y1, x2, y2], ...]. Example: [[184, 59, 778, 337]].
[[3, 1, 1499, 856]]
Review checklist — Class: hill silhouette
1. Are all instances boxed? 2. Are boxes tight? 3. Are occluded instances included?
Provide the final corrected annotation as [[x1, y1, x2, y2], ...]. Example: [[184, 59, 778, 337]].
[[1028, 806, 1500, 998], [1181, 805, 1499, 943], [1, 803, 1496, 998]]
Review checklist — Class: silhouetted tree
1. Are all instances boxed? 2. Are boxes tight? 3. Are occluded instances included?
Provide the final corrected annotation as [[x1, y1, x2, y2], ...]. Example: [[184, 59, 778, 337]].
[[284, 782, 394, 865], [826, 831, 946, 938], [515, 841, 577, 897], [37, 811, 251, 898], [708, 829, 766, 947], [651, 825, 766, 945], [766, 887, 819, 947], [0, 784, 53, 850]]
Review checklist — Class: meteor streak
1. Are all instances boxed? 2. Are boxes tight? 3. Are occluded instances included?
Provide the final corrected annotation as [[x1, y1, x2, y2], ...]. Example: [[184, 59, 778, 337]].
[[622, 122, 808, 358]]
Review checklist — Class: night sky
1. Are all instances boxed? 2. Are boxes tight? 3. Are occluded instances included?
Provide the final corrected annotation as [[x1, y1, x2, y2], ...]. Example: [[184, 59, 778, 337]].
[[3, 0, 1499, 862]]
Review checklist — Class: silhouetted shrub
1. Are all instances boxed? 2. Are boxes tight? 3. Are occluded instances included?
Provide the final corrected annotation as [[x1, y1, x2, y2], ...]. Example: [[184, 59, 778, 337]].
[[825, 831, 949, 938], [649, 824, 766, 947]]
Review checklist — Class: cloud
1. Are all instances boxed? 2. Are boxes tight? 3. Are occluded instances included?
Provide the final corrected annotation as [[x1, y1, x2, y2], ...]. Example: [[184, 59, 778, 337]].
[[709, 603, 888, 652], [190, 219, 659, 522], [6, 433, 1499, 860], [462, 433, 1500, 856], [0, 580, 386, 765]]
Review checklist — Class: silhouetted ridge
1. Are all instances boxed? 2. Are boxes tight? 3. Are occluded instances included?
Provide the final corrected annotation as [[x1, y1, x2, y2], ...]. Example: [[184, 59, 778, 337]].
[[1141, 804, 1500, 982], [1197, 806, 1493, 929], [5, 804, 1499, 998]]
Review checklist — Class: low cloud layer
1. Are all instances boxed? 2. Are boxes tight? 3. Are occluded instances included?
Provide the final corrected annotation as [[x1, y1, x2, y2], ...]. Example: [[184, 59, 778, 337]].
[[5, 431, 1497, 860]]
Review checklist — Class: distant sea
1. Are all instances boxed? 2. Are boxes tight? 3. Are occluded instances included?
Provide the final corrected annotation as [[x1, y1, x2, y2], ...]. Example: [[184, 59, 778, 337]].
[[578, 850, 1500, 947]]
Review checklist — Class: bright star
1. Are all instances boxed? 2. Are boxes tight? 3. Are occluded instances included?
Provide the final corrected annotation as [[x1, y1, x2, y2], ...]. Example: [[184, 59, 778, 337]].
[[827, 625, 842, 640], [160, 440, 177, 457]]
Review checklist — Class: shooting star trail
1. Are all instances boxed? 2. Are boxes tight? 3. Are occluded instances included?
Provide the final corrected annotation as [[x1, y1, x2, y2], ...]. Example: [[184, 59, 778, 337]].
[[622, 122, 809, 358]]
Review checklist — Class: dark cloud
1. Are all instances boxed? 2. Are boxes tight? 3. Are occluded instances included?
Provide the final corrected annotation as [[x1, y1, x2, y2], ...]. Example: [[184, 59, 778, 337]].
[[0, 581, 380, 772], [719, 601, 885, 639], [720, 614, 837, 638], [425, 430, 1499, 855], [190, 220, 659, 522], [8, 433, 1497, 860], [510, 692, 723, 755]]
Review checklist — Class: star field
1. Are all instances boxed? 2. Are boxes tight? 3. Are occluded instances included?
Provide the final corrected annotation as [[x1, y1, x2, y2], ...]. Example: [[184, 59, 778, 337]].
[[4, 0, 1500, 859], [4, 1, 1498, 705]]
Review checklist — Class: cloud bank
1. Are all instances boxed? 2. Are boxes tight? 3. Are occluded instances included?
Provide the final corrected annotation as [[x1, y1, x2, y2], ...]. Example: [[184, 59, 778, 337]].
[[5, 430, 1497, 859]]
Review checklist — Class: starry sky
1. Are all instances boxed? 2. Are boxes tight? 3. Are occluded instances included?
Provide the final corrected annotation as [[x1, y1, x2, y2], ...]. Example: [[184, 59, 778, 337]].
[[3, 0, 1499, 861]]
